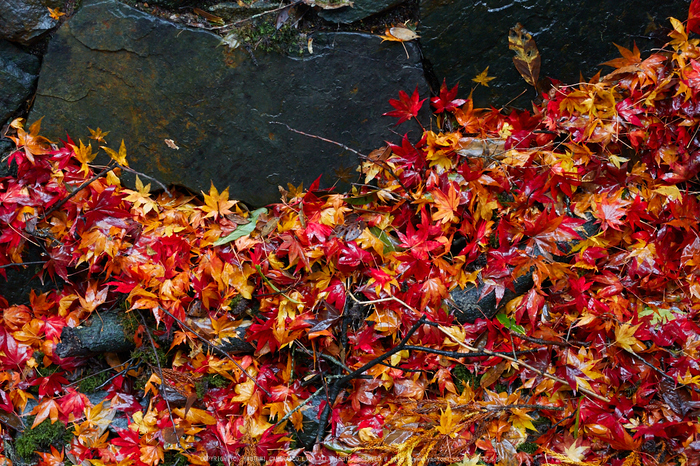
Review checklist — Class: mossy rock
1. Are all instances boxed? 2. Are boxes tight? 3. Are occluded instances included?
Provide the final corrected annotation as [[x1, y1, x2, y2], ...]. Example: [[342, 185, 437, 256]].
[[14, 417, 72, 463]]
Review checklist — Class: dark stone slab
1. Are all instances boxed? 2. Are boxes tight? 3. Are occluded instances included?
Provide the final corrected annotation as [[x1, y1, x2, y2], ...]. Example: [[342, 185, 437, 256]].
[[449, 218, 600, 323], [0, 245, 59, 306], [0, 40, 40, 124], [319, 0, 406, 24], [55, 311, 135, 358], [0, 0, 63, 45], [29, 0, 428, 206], [420, 0, 690, 108]]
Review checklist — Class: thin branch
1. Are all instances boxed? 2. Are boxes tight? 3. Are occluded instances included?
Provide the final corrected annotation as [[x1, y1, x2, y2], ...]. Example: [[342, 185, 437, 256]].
[[402, 345, 538, 359], [37, 165, 114, 222], [271, 385, 325, 430], [270, 121, 367, 157], [118, 165, 172, 197], [314, 315, 428, 444], [627, 350, 700, 395], [0, 261, 46, 270], [138, 312, 184, 450], [157, 306, 271, 398], [294, 342, 352, 373], [437, 325, 610, 403]]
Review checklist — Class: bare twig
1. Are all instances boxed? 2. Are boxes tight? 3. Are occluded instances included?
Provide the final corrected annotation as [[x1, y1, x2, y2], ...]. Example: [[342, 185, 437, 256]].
[[118, 165, 172, 197], [138, 312, 184, 450], [627, 350, 700, 395], [270, 121, 367, 157], [0, 261, 46, 270], [157, 306, 271, 398], [437, 325, 610, 403], [37, 165, 114, 222], [314, 315, 429, 444]]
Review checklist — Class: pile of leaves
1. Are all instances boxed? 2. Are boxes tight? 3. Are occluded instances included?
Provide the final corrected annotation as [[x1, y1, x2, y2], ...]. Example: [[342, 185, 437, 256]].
[[3, 3, 700, 466]]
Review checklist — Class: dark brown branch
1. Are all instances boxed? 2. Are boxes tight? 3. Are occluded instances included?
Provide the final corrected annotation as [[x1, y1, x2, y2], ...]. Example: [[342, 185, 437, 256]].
[[37, 165, 114, 222], [314, 315, 428, 444], [0, 261, 46, 270], [138, 312, 183, 449], [157, 306, 271, 398]]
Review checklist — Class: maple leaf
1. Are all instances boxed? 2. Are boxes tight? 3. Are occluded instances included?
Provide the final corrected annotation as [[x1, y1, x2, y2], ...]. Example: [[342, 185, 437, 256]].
[[431, 184, 460, 224], [689, 0, 700, 35], [47, 7, 65, 20], [593, 191, 630, 231], [602, 43, 641, 71], [70, 139, 97, 176], [437, 402, 461, 437], [201, 183, 237, 220], [88, 127, 109, 144], [31, 398, 61, 427], [140, 442, 164, 466], [472, 66, 496, 87], [431, 79, 467, 113], [124, 175, 159, 215], [37, 446, 65, 466], [562, 440, 589, 462], [101, 139, 129, 167], [615, 322, 644, 353], [383, 87, 426, 125], [7, 117, 52, 163]]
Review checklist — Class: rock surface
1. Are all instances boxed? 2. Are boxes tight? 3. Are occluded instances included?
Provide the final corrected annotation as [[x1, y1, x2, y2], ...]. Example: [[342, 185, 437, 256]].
[[55, 310, 135, 358], [420, 0, 690, 108], [318, 0, 406, 24], [0, 0, 62, 45], [29, 0, 428, 206], [0, 40, 40, 124]]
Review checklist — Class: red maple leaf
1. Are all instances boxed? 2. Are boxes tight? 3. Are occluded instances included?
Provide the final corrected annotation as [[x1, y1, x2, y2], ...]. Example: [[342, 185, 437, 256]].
[[594, 191, 630, 231], [690, 0, 700, 35], [430, 80, 466, 114], [383, 87, 426, 125]]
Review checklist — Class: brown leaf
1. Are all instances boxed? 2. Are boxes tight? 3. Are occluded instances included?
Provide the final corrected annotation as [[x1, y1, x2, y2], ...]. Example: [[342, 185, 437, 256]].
[[508, 23, 541, 87], [480, 361, 507, 389]]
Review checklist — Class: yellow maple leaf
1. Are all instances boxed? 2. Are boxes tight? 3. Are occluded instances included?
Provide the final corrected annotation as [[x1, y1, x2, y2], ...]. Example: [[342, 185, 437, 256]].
[[472, 66, 496, 87], [437, 402, 461, 437], [140, 442, 164, 466], [615, 322, 644, 353], [101, 139, 129, 167], [230, 378, 255, 403], [47, 7, 65, 20], [70, 139, 96, 176], [88, 127, 109, 144], [201, 183, 237, 220]]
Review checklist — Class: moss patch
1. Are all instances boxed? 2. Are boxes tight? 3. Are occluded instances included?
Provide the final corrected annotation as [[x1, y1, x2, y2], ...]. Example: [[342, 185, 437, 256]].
[[452, 365, 477, 394], [15, 417, 72, 462], [78, 370, 109, 393]]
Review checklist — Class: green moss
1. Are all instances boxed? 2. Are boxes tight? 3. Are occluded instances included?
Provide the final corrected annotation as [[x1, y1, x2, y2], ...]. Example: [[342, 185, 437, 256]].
[[236, 19, 306, 56], [120, 311, 140, 343], [131, 345, 169, 367], [162, 450, 189, 466], [78, 371, 109, 393], [517, 442, 539, 454], [15, 417, 72, 462], [452, 365, 477, 393]]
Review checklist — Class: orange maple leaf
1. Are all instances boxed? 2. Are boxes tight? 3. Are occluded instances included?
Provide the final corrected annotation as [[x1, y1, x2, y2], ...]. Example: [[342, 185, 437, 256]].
[[431, 184, 460, 224], [31, 398, 61, 427]]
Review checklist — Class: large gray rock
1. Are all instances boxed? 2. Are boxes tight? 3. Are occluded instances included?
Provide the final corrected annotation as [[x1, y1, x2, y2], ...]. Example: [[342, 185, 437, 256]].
[[319, 0, 406, 24], [29, 0, 428, 206], [0, 40, 40, 124], [420, 0, 690, 108], [0, 0, 63, 45]]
